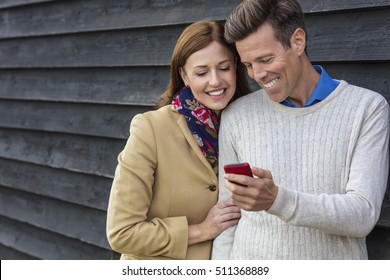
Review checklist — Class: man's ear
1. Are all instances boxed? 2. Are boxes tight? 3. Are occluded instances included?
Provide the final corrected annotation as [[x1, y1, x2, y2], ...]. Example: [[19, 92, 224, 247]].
[[291, 28, 306, 56]]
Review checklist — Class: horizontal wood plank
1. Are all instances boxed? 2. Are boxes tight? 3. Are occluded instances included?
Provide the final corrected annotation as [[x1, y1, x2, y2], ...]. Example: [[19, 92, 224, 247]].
[[0, 128, 125, 177], [305, 8, 390, 62], [0, 215, 112, 259], [0, 158, 111, 211], [0, 25, 182, 68], [0, 100, 149, 138], [0, 8, 389, 68], [299, 0, 390, 13], [0, 187, 109, 249], [0, 0, 239, 38], [0, 67, 168, 105], [1, 0, 389, 39], [0, 243, 38, 260], [0, 0, 55, 9]]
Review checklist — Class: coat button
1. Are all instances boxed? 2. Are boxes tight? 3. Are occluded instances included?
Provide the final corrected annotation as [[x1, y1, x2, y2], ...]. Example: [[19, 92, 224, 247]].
[[208, 185, 217, 192]]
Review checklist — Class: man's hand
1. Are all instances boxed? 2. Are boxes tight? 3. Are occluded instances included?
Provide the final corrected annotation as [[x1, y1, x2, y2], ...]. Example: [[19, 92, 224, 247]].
[[224, 167, 278, 211]]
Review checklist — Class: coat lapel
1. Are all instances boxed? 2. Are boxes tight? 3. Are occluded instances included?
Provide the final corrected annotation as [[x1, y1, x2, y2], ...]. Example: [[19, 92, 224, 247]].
[[175, 112, 216, 174]]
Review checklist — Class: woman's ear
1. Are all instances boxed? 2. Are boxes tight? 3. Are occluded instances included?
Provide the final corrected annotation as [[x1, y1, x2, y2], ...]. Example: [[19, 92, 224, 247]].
[[179, 67, 189, 86], [291, 28, 306, 56]]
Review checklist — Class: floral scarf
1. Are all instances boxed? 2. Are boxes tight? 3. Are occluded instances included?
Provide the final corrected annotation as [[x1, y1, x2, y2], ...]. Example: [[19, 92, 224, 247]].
[[172, 86, 219, 167]]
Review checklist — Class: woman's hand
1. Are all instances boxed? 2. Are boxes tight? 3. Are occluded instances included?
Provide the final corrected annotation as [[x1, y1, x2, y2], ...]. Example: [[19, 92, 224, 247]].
[[188, 200, 241, 245]]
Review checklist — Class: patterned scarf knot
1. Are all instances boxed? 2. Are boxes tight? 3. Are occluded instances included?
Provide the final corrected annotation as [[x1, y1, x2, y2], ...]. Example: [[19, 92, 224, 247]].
[[172, 86, 219, 167]]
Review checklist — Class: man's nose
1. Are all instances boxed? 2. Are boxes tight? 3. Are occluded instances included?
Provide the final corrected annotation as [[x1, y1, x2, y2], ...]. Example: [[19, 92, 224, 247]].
[[253, 64, 267, 82]]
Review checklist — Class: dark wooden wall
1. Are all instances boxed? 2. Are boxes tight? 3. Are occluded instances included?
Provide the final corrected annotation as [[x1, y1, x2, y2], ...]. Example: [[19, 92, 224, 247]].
[[0, 0, 389, 260]]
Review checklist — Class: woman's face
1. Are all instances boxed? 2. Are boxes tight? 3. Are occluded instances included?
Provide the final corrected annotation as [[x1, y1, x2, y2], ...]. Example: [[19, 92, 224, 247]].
[[180, 41, 237, 115]]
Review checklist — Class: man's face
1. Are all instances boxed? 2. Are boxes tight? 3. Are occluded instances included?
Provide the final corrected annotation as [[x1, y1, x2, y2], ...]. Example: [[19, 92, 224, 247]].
[[236, 23, 305, 105]]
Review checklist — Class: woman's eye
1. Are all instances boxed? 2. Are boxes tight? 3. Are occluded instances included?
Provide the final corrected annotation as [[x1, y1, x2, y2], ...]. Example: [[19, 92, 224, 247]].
[[196, 72, 207, 77], [220, 67, 230, 71]]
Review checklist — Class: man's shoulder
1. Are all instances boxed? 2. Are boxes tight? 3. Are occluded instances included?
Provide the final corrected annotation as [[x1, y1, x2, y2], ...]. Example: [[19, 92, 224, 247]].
[[342, 82, 388, 105], [224, 89, 263, 114]]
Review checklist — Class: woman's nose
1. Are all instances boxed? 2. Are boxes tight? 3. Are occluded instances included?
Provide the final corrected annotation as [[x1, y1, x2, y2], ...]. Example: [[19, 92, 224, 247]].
[[209, 73, 222, 87]]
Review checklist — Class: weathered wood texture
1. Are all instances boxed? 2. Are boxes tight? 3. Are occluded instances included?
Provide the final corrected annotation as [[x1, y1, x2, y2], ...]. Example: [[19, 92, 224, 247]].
[[1, 10, 389, 68], [0, 0, 389, 259], [0, 68, 168, 105], [0, 0, 55, 9]]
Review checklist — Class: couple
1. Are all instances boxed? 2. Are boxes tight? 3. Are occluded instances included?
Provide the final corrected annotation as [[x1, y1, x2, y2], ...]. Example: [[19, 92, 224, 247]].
[[106, 0, 389, 260]]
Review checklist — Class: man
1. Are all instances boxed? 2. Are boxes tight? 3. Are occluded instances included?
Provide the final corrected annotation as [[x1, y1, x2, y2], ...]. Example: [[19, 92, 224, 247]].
[[212, 0, 389, 259]]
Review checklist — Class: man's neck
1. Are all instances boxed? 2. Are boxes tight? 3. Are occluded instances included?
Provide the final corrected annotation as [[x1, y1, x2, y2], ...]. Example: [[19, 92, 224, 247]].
[[286, 62, 320, 107]]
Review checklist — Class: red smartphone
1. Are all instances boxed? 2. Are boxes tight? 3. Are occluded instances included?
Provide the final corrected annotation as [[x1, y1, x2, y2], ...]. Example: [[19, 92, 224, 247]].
[[224, 162, 253, 177]]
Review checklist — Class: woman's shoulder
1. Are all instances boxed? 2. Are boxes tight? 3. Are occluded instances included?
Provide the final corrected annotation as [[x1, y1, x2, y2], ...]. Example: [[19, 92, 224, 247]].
[[132, 105, 179, 127]]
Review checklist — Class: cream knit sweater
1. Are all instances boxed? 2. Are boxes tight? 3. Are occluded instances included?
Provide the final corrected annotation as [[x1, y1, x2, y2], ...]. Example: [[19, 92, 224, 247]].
[[212, 81, 389, 259]]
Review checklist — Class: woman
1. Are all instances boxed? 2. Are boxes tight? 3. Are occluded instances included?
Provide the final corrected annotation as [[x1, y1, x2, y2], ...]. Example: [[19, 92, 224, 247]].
[[106, 19, 250, 260]]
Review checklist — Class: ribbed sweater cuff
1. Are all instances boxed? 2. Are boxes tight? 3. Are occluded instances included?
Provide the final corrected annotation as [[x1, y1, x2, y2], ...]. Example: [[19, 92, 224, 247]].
[[267, 187, 297, 222]]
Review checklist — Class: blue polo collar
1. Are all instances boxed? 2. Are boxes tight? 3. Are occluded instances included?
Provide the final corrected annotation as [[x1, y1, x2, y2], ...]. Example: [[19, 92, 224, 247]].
[[281, 65, 339, 107]]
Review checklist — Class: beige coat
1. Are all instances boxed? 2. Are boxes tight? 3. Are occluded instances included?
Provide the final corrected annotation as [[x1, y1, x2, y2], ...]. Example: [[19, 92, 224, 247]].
[[106, 105, 219, 260]]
